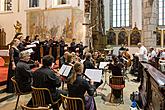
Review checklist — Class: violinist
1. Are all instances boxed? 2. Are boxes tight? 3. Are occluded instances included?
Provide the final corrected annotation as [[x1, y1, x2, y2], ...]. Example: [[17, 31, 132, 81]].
[[108, 55, 124, 76], [33, 55, 67, 109], [67, 62, 97, 110], [83, 52, 103, 89], [108, 55, 124, 99], [65, 53, 74, 78]]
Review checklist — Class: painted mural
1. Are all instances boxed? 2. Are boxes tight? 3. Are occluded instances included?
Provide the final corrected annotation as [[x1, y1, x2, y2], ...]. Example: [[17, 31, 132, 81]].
[[27, 8, 83, 42]]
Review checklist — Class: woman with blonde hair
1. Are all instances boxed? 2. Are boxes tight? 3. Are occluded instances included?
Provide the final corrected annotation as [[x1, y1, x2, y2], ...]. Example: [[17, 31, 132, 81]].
[[67, 62, 97, 110]]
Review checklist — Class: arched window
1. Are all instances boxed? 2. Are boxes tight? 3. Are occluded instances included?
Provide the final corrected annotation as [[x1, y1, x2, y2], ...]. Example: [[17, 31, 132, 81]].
[[0, 0, 12, 11], [29, 0, 39, 8], [112, 0, 131, 27], [158, 0, 165, 25]]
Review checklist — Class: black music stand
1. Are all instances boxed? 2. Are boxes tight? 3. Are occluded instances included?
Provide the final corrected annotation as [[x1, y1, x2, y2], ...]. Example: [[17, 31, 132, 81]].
[[101, 67, 109, 91]]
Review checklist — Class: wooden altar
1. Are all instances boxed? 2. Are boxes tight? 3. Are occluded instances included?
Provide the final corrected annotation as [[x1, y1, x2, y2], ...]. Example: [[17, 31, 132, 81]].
[[140, 63, 165, 110]]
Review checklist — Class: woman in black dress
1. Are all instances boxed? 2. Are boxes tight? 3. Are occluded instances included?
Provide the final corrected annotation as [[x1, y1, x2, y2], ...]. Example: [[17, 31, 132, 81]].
[[6, 39, 20, 93]]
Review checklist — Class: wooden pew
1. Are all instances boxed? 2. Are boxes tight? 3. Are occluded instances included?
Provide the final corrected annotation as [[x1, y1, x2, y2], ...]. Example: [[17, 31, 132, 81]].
[[140, 63, 165, 110]]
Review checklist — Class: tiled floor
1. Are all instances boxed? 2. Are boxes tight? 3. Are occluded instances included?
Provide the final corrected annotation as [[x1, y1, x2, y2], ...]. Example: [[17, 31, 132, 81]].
[[0, 73, 140, 110]]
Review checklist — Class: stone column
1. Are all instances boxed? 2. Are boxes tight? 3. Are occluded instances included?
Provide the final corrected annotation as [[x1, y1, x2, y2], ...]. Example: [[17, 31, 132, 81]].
[[84, 14, 91, 49], [142, 0, 158, 48]]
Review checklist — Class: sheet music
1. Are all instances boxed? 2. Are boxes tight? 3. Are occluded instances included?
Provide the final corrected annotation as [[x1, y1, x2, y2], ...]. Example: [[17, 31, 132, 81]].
[[99, 62, 109, 69], [85, 69, 102, 82], [26, 44, 36, 48], [59, 65, 72, 77], [63, 66, 72, 77], [25, 48, 33, 53], [31, 41, 39, 44], [59, 65, 67, 75]]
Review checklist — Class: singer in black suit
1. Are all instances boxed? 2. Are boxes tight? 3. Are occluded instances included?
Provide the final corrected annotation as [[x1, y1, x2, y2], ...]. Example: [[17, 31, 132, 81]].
[[42, 36, 50, 56], [59, 37, 65, 57], [51, 37, 59, 63]]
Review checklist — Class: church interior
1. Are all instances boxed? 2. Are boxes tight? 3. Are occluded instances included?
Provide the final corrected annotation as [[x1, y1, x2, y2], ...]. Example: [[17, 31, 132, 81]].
[[0, 0, 164, 110]]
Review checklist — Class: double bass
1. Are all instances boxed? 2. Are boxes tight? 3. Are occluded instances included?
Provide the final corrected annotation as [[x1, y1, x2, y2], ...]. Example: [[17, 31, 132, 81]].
[[122, 49, 132, 67]]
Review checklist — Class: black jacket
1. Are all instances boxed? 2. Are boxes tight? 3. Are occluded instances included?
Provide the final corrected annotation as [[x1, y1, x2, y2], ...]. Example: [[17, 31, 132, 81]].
[[83, 59, 95, 73], [15, 60, 32, 92], [67, 74, 95, 101], [33, 66, 61, 94]]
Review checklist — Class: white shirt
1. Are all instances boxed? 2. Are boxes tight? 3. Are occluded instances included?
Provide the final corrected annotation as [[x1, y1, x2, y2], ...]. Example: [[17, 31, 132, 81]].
[[138, 46, 148, 62], [160, 52, 165, 59], [148, 50, 157, 60]]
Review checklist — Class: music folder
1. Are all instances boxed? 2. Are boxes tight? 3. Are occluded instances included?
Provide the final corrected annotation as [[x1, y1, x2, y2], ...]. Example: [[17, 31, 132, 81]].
[[59, 64, 72, 77], [99, 62, 109, 69], [84, 69, 102, 82]]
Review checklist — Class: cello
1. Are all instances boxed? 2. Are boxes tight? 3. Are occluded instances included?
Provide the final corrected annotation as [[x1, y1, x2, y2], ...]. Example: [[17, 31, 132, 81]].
[[122, 49, 132, 67]]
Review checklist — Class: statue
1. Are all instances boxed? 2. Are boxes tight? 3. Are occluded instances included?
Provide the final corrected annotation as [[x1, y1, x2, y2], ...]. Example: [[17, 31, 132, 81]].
[[14, 20, 22, 33]]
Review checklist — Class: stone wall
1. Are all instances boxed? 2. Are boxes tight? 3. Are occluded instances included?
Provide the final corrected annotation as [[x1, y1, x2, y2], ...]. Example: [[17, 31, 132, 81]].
[[142, 0, 158, 48]]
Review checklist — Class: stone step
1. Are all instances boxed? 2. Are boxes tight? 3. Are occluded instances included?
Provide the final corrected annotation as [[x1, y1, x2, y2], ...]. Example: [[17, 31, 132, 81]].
[[0, 85, 15, 103], [0, 93, 14, 103], [0, 85, 6, 93]]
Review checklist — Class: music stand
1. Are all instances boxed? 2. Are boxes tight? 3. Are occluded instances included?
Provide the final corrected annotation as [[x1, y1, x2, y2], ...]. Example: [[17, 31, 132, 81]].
[[101, 66, 109, 91]]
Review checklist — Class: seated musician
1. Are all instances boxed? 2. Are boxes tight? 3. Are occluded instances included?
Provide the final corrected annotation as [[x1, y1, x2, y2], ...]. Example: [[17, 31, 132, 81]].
[[67, 62, 97, 110], [148, 47, 157, 62], [159, 49, 165, 72], [64, 53, 74, 78], [59, 51, 69, 67], [15, 50, 38, 93], [108, 56, 124, 98], [33, 55, 67, 109], [83, 52, 103, 89]]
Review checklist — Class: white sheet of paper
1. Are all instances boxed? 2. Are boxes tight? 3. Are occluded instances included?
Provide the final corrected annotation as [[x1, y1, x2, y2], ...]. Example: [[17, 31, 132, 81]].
[[85, 69, 102, 82], [26, 44, 36, 48], [59, 65, 67, 75], [63, 66, 72, 77], [80, 60, 85, 64], [31, 41, 39, 44], [99, 62, 109, 69], [25, 48, 33, 53]]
